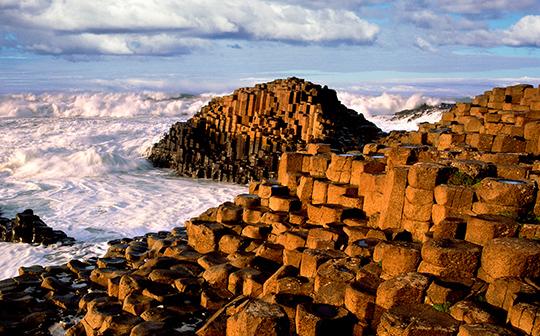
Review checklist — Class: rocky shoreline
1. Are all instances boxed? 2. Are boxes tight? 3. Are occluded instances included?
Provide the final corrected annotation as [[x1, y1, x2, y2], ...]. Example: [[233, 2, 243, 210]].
[[1, 81, 540, 335]]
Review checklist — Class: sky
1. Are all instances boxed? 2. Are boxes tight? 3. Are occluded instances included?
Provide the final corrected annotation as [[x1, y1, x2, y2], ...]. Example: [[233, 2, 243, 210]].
[[1, 0, 540, 97]]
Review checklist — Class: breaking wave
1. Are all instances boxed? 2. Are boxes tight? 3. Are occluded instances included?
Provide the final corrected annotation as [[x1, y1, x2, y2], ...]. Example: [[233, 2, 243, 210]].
[[0, 92, 211, 118]]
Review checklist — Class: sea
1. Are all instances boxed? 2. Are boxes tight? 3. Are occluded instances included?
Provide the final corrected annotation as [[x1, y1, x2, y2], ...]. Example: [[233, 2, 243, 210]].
[[0, 90, 446, 279]]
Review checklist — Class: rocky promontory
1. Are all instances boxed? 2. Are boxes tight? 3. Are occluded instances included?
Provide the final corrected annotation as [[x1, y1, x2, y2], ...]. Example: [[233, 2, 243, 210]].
[[2, 83, 540, 336], [0, 209, 74, 245], [149, 78, 382, 184]]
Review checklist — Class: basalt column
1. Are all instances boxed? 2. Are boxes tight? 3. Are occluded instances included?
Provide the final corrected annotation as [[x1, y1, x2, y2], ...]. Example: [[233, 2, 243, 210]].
[[149, 78, 382, 184]]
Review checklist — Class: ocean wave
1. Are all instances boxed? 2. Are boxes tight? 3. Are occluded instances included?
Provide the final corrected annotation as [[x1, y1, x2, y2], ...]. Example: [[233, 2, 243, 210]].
[[337, 91, 446, 132], [0, 92, 212, 118], [338, 91, 442, 117], [0, 117, 175, 179]]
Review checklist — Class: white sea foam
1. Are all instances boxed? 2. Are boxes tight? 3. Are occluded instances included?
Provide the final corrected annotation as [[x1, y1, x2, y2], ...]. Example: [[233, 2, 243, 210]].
[[0, 92, 245, 279], [0, 92, 210, 118], [337, 91, 445, 132]]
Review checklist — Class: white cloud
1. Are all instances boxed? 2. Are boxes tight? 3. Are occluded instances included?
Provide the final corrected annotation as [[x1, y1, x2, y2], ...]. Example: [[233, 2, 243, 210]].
[[395, 0, 540, 50], [25, 33, 210, 56], [503, 15, 540, 47], [407, 14, 540, 49], [0, 0, 379, 55]]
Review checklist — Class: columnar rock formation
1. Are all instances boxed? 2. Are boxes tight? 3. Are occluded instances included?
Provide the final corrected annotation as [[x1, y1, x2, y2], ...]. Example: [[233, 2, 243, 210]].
[[2, 83, 540, 336], [149, 78, 382, 184], [0, 209, 74, 245], [383, 84, 540, 157]]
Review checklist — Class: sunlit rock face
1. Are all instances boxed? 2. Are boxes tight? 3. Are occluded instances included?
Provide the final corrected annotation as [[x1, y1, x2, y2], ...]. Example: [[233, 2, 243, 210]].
[[149, 77, 382, 184]]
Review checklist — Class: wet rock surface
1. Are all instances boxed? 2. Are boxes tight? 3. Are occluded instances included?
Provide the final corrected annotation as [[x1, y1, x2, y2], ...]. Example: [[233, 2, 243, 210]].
[[0, 209, 75, 245]]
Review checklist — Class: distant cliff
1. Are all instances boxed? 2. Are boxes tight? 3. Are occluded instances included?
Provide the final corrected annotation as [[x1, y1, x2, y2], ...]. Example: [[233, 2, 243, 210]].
[[390, 102, 454, 123], [148, 78, 382, 184]]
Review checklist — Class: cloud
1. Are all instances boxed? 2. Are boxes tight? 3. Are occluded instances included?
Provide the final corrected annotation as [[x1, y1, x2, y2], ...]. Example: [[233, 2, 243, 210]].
[[0, 0, 379, 56], [25, 33, 209, 56], [395, 0, 540, 50], [405, 10, 482, 30], [503, 15, 540, 47], [414, 37, 437, 52], [432, 0, 538, 15], [425, 15, 540, 48], [400, 0, 539, 18], [268, 0, 386, 10]]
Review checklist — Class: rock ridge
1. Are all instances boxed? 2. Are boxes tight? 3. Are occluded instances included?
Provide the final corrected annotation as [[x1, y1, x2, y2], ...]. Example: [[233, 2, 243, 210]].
[[149, 77, 382, 184]]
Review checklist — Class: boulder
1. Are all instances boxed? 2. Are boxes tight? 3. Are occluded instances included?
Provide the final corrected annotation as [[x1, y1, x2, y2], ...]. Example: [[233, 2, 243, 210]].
[[376, 272, 430, 310], [475, 178, 536, 208], [314, 257, 362, 306], [226, 299, 289, 336], [480, 238, 540, 281], [295, 303, 354, 336], [419, 238, 481, 280], [377, 304, 460, 336], [465, 215, 518, 246]]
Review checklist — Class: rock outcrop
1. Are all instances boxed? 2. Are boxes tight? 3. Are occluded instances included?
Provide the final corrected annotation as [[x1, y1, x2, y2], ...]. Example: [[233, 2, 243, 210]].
[[0, 209, 75, 245], [3, 83, 540, 336], [149, 77, 382, 184]]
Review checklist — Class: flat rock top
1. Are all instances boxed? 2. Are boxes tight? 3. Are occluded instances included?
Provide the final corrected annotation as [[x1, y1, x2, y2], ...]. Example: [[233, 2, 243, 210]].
[[382, 303, 460, 330]]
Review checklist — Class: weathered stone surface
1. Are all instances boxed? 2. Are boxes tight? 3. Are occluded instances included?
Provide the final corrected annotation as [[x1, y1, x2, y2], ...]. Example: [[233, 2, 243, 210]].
[[226, 299, 289, 336], [376, 272, 430, 310], [480, 238, 540, 281], [508, 302, 540, 335], [378, 166, 409, 230], [475, 178, 536, 208], [408, 162, 450, 190], [314, 257, 362, 306], [377, 304, 460, 336], [485, 277, 536, 311], [425, 279, 468, 305], [420, 238, 481, 280], [216, 203, 243, 224], [197, 296, 250, 336], [465, 215, 519, 246], [344, 281, 377, 321], [203, 263, 237, 289], [186, 221, 226, 254], [457, 323, 517, 336], [299, 248, 346, 278], [131, 321, 182, 336], [449, 300, 495, 324], [434, 184, 474, 209], [375, 241, 421, 279]]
